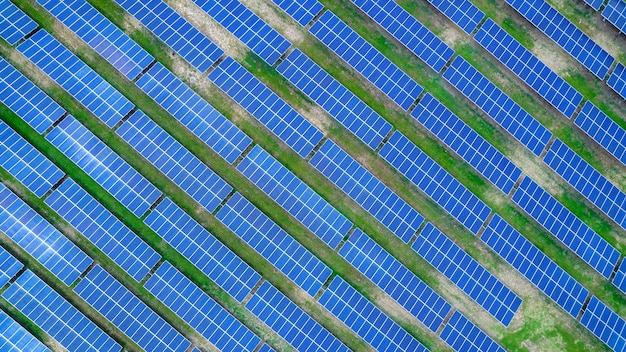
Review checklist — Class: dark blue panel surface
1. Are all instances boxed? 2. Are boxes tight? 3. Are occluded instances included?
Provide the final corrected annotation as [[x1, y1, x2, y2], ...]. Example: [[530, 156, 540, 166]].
[[580, 296, 626, 352], [440, 311, 505, 352], [0, 310, 51, 352], [426, 0, 485, 34], [613, 260, 626, 295], [0, 0, 38, 45], [608, 62, 626, 100], [0, 246, 22, 288], [272, 0, 323, 25], [583, 0, 603, 10], [603, 0, 626, 33], [575, 101, 626, 166]]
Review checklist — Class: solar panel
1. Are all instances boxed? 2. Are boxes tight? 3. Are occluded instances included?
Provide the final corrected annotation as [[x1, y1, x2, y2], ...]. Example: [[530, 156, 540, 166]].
[[339, 229, 452, 331], [45, 178, 161, 282], [0, 310, 50, 352], [481, 215, 589, 317], [46, 116, 162, 217], [309, 140, 424, 243], [191, 0, 291, 65], [0, 246, 23, 287], [0, 183, 92, 286], [258, 344, 276, 352], [0, 120, 64, 197], [309, 11, 423, 110], [2, 271, 121, 352], [276, 49, 393, 149], [246, 281, 350, 352], [510, 0, 615, 79], [237, 145, 352, 249], [440, 311, 505, 352], [613, 260, 626, 295], [216, 192, 332, 296], [583, 0, 604, 10], [144, 198, 261, 302], [0, 57, 65, 133], [271, 0, 323, 26], [75, 265, 191, 352], [412, 93, 523, 194], [580, 296, 626, 352], [318, 276, 430, 352], [17, 30, 134, 128], [603, 0, 626, 34], [378, 131, 492, 234], [512, 176, 620, 279], [113, 0, 223, 72], [38, 0, 154, 80], [474, 19, 583, 118], [145, 262, 262, 351], [575, 101, 626, 166], [443, 56, 552, 156], [0, 0, 38, 45], [426, 0, 485, 34], [135, 63, 251, 164], [607, 62, 626, 100], [351, 0, 454, 72], [117, 111, 232, 212], [208, 57, 323, 158]]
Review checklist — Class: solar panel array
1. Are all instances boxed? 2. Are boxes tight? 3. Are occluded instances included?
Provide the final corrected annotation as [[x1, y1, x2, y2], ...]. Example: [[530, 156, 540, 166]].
[[309, 140, 424, 243], [425, 0, 485, 34], [2, 270, 121, 352], [413, 223, 522, 326], [443, 56, 552, 156], [0, 310, 50, 352], [440, 311, 505, 352], [0, 120, 64, 197], [258, 344, 276, 352], [276, 49, 393, 150], [271, 0, 323, 26], [583, 0, 604, 10], [144, 198, 261, 302], [75, 265, 191, 352], [135, 63, 251, 164], [575, 101, 626, 166], [339, 229, 452, 331], [216, 192, 332, 296], [482, 215, 589, 317], [603, 0, 626, 34], [613, 260, 626, 295], [580, 296, 626, 352], [379, 131, 492, 234], [113, 0, 223, 72], [607, 62, 626, 100], [208, 57, 323, 158], [46, 116, 162, 217], [474, 19, 583, 118], [512, 176, 620, 279], [0, 0, 38, 45], [0, 246, 23, 287], [0, 183, 92, 286], [350, 0, 454, 72], [0, 57, 65, 133], [506, 0, 615, 79], [145, 262, 262, 351], [246, 281, 350, 352], [412, 93, 523, 194], [117, 111, 232, 212], [237, 146, 352, 249], [45, 178, 161, 282], [309, 11, 423, 110], [191, 0, 291, 65], [17, 31, 134, 128], [319, 276, 430, 352]]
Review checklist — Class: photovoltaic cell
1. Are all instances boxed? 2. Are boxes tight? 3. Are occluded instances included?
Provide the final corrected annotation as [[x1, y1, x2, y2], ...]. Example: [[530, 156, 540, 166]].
[[603, 0, 626, 34], [425, 0, 485, 34], [583, 0, 603, 10], [580, 296, 626, 352], [271, 0, 323, 26], [613, 260, 626, 295], [0, 0, 38, 45], [575, 101, 626, 166], [0, 310, 51, 352], [0, 246, 22, 287], [607, 62, 626, 100], [440, 311, 505, 352], [258, 344, 276, 352]]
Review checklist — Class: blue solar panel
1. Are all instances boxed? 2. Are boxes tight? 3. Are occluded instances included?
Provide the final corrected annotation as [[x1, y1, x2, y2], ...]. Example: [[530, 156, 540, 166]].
[[0, 0, 38, 45], [482, 215, 589, 317], [258, 344, 276, 352], [607, 62, 626, 100], [271, 0, 323, 26], [237, 146, 352, 249], [191, 0, 291, 65], [0, 57, 65, 133], [0, 310, 50, 352], [474, 19, 584, 118], [584, 0, 604, 10], [0, 246, 22, 287], [0, 121, 64, 197], [379, 131, 492, 234], [603, 0, 626, 33], [309, 11, 423, 110], [144, 198, 260, 302], [426, 0, 485, 34], [17, 31, 134, 128], [443, 56, 552, 156], [117, 111, 232, 212], [350, 0, 454, 72], [246, 281, 349, 352], [2, 271, 121, 352], [319, 276, 430, 352], [507, 0, 615, 79], [440, 311, 505, 352], [75, 265, 191, 352], [136, 63, 251, 164], [0, 184, 92, 286], [38, 0, 154, 80], [145, 262, 262, 351], [575, 101, 626, 166], [208, 57, 323, 158], [412, 93, 523, 194], [613, 260, 626, 295], [45, 179, 161, 282], [580, 296, 626, 352], [46, 116, 162, 217], [113, 0, 223, 72], [339, 229, 452, 331], [276, 49, 393, 149], [309, 140, 424, 243], [512, 176, 620, 279], [216, 192, 332, 296]]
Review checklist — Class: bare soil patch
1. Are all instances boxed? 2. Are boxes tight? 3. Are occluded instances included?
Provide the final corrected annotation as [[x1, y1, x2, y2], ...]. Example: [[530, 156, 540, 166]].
[[244, 0, 307, 45]]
